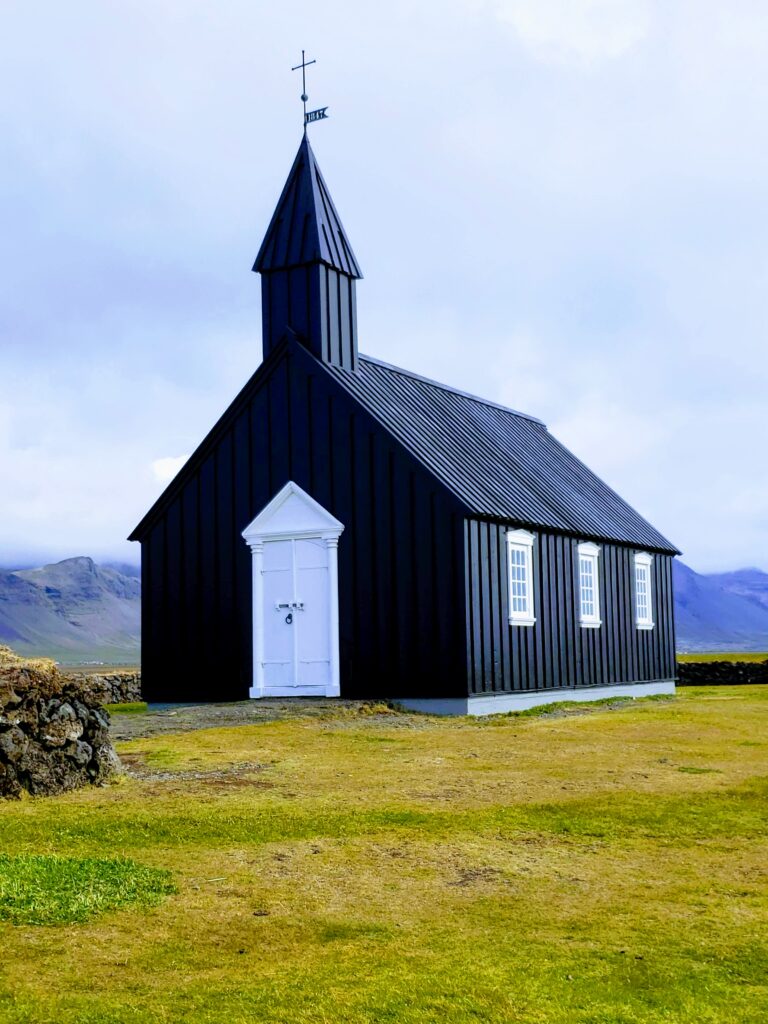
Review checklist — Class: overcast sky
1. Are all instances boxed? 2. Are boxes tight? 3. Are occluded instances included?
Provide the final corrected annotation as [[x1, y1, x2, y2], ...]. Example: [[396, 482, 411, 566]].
[[1, 0, 766, 573]]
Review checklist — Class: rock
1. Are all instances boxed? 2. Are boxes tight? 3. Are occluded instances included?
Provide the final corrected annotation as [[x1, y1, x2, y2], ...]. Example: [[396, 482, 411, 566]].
[[88, 707, 110, 731], [68, 739, 93, 766], [0, 763, 21, 800], [41, 703, 84, 747], [0, 727, 28, 761], [0, 643, 122, 798]]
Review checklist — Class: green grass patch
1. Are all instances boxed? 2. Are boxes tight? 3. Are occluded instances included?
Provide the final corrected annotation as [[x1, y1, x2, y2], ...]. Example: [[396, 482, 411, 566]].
[[104, 702, 148, 715], [0, 854, 175, 925]]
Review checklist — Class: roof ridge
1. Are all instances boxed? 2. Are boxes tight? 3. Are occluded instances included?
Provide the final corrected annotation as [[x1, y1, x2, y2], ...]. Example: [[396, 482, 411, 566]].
[[358, 354, 545, 426]]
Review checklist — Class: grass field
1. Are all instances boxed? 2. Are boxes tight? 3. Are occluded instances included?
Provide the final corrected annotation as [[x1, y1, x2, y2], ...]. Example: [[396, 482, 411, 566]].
[[1, 687, 767, 1023], [677, 652, 767, 663]]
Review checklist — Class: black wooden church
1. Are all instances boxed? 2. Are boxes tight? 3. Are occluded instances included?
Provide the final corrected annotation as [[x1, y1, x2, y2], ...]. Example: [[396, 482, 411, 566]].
[[130, 132, 678, 713]]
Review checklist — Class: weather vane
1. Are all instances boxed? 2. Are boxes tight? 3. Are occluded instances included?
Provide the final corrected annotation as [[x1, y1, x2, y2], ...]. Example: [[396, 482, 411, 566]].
[[292, 50, 328, 129]]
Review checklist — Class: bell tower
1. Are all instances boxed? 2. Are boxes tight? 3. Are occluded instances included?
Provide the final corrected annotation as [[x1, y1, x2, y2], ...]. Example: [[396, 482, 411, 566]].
[[253, 134, 363, 371]]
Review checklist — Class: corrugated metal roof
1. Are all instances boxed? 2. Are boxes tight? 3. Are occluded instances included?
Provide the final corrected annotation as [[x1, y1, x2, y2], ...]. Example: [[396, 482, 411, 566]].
[[254, 134, 362, 278], [324, 354, 679, 553]]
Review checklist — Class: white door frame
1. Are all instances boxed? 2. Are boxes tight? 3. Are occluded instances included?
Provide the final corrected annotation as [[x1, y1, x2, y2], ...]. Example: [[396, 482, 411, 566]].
[[241, 481, 344, 699]]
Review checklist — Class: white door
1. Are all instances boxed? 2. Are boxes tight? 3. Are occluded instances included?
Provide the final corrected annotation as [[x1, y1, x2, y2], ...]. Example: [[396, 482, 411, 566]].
[[261, 537, 331, 694], [242, 480, 344, 700]]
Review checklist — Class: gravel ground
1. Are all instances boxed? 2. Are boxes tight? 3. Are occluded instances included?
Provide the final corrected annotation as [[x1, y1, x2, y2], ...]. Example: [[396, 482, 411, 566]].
[[108, 694, 667, 742], [109, 698, 402, 741]]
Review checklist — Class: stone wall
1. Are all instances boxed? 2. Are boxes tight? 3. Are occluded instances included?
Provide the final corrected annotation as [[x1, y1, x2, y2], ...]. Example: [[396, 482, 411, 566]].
[[63, 671, 142, 705], [0, 646, 121, 799], [676, 660, 768, 686]]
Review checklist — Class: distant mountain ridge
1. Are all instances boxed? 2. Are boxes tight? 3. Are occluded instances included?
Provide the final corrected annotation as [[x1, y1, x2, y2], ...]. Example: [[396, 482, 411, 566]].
[[0, 555, 765, 663], [672, 562, 768, 652], [0, 557, 140, 664]]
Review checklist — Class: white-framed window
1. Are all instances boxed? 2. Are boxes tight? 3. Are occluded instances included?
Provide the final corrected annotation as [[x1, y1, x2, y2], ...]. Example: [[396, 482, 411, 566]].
[[634, 552, 654, 629], [577, 542, 602, 628], [506, 529, 536, 626]]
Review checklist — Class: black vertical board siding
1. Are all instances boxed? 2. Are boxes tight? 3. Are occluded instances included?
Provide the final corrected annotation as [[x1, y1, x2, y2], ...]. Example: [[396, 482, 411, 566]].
[[140, 541, 154, 698], [249, 388, 270, 511], [198, 455, 218, 693], [563, 537, 578, 687], [618, 549, 628, 674], [496, 527, 511, 689], [391, 454, 413, 685], [340, 276, 352, 371], [598, 548, 609, 683], [144, 525, 166, 700], [479, 524, 493, 692], [412, 478, 433, 681], [262, 262, 358, 370], [316, 265, 329, 362], [561, 536, 573, 688], [216, 434, 235, 682], [329, 398, 354, 678], [164, 501, 182, 684], [268, 362, 290, 489], [372, 434, 392, 676], [668, 557, 678, 677], [352, 419, 372, 680], [181, 480, 199, 676], [468, 521, 484, 689], [308, 384, 331, 511], [288, 353, 311, 488], [232, 413, 253, 690], [464, 519, 676, 696], [464, 521, 475, 690], [487, 527, 502, 688], [546, 533, 559, 689], [328, 269, 341, 366], [537, 533, 551, 689]]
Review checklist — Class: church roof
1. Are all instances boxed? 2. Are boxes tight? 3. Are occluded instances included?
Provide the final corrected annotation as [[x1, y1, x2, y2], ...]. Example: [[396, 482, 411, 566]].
[[324, 355, 679, 553], [254, 134, 362, 278]]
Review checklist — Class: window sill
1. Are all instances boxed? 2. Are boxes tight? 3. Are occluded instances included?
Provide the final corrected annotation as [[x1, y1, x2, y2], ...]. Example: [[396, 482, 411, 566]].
[[636, 622, 654, 631], [509, 617, 536, 627], [580, 620, 602, 629]]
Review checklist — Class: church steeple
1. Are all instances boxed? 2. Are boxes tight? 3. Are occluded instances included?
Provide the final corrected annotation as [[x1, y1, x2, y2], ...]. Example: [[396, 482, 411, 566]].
[[254, 134, 362, 371]]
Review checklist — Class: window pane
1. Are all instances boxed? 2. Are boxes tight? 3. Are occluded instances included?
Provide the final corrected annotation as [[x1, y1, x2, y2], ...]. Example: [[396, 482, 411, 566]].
[[579, 553, 598, 620], [635, 563, 651, 622], [509, 541, 532, 619]]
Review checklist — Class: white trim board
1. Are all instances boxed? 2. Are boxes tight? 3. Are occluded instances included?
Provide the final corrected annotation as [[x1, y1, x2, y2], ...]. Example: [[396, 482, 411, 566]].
[[394, 680, 676, 717]]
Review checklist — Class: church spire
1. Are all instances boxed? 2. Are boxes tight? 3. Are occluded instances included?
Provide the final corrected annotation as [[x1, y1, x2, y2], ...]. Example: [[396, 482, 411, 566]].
[[254, 135, 362, 371]]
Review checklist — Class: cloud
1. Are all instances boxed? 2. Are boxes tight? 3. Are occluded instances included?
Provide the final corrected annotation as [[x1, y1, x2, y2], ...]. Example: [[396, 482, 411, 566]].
[[493, 0, 651, 65], [0, 0, 766, 576], [151, 455, 189, 484]]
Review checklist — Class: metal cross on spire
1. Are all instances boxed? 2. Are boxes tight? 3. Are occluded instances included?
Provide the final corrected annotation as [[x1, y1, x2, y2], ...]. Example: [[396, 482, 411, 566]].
[[292, 50, 328, 130]]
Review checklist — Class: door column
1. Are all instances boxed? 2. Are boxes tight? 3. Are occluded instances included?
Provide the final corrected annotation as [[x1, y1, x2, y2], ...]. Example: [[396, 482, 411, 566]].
[[248, 540, 265, 698], [326, 535, 341, 697]]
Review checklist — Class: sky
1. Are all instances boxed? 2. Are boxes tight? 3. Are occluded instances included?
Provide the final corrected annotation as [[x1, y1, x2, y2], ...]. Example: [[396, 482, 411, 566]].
[[1, 0, 767, 573]]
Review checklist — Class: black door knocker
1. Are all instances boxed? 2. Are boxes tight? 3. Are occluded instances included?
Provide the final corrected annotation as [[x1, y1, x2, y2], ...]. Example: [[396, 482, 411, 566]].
[[285, 612, 293, 625]]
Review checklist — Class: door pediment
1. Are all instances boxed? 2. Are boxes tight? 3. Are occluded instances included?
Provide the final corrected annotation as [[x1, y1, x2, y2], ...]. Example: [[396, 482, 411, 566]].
[[242, 481, 344, 544]]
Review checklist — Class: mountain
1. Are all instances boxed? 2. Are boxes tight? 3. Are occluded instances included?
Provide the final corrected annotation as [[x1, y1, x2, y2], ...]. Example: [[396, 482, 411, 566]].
[[0, 557, 140, 665], [673, 562, 768, 653], [705, 568, 768, 613], [0, 554, 765, 663]]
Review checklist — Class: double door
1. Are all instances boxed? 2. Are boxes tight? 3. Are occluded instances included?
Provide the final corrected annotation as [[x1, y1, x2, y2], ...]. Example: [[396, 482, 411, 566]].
[[260, 536, 331, 694]]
